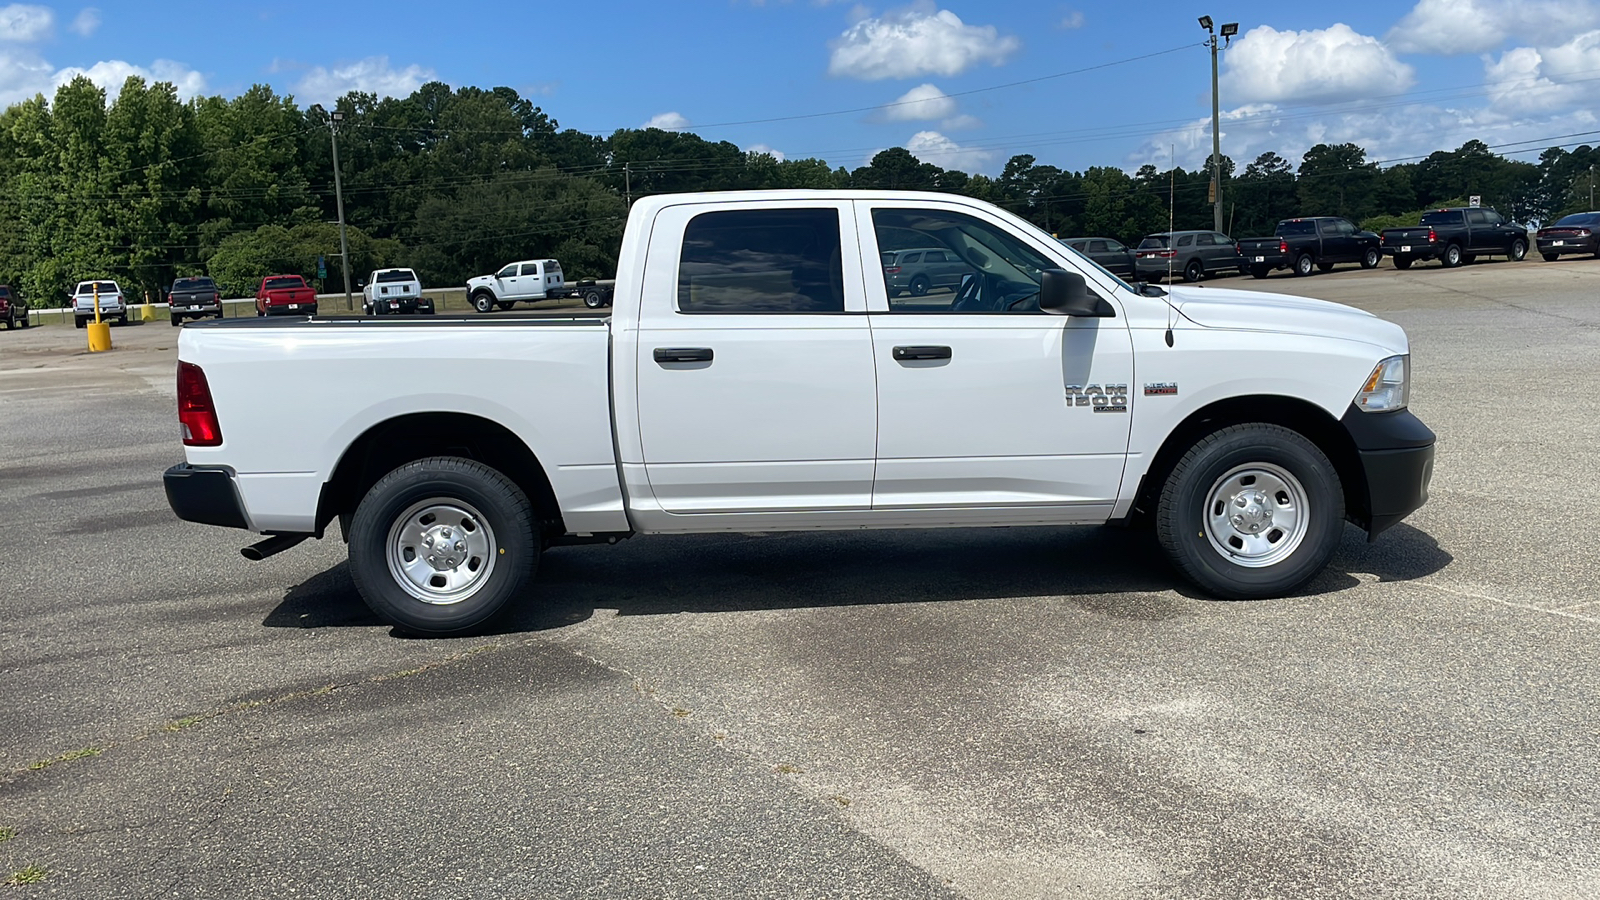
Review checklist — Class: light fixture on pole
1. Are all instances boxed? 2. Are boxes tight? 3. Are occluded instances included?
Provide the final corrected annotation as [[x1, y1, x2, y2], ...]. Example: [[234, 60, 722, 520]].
[[329, 109, 353, 311], [1199, 17, 1239, 234]]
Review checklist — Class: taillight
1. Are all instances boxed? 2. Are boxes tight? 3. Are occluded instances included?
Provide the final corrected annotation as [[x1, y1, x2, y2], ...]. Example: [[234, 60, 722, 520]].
[[177, 362, 222, 447], [1428, 229, 1437, 242], [1157, 250, 1176, 258], [1278, 240, 1289, 255], [1235, 243, 1243, 255], [884, 266, 901, 274]]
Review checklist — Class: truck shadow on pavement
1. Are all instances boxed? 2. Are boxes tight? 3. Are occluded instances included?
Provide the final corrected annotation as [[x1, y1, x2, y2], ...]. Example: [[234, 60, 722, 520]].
[[264, 522, 1452, 635]]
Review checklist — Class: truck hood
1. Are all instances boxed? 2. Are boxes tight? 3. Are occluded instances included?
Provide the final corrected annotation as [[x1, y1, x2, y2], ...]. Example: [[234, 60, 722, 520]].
[[467, 274, 494, 289], [1167, 285, 1408, 355]]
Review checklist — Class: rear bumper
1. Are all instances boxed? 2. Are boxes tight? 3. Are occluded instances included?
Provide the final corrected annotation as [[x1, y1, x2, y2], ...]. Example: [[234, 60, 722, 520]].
[[164, 464, 250, 530], [1382, 242, 1438, 258], [265, 303, 317, 315], [1340, 407, 1436, 539], [1536, 236, 1598, 254]]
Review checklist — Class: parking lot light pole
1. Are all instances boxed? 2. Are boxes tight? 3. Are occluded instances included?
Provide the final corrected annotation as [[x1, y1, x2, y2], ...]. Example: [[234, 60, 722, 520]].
[[330, 110, 353, 311], [1199, 17, 1239, 234]]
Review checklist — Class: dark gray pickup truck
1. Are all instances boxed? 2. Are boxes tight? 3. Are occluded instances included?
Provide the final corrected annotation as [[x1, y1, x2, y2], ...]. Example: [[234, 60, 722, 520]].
[[169, 276, 224, 326], [1381, 208, 1529, 269], [1239, 217, 1381, 278]]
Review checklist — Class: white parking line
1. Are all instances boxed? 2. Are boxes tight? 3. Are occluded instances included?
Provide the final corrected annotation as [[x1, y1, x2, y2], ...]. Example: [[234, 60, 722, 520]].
[[1417, 580, 1600, 624]]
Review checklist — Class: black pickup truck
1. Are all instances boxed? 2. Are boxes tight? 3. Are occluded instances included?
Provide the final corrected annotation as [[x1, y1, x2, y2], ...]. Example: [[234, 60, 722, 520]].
[[1380, 207, 1529, 269], [1238, 217, 1381, 278], [168, 276, 224, 326]]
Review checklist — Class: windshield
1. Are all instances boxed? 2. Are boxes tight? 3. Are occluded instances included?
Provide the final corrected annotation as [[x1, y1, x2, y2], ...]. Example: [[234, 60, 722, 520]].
[[1277, 220, 1316, 236], [375, 269, 416, 283], [265, 277, 304, 290], [1553, 212, 1600, 227]]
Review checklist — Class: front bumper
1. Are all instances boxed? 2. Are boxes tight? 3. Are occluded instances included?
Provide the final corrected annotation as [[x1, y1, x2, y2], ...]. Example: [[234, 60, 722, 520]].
[[1340, 406, 1436, 539], [165, 464, 250, 530]]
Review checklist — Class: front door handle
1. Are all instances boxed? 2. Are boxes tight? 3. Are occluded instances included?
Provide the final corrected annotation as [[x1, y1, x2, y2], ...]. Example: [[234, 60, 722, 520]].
[[654, 347, 713, 363], [892, 345, 952, 361]]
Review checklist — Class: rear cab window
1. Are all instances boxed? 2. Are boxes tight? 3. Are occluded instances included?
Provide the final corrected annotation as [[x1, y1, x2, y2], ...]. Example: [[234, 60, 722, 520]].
[[1421, 211, 1465, 227], [677, 208, 844, 313], [375, 270, 417, 283]]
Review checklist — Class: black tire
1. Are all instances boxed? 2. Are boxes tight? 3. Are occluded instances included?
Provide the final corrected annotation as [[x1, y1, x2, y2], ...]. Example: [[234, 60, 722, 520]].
[[1293, 254, 1315, 277], [909, 275, 931, 296], [75, 316, 86, 328], [583, 291, 603, 309], [1393, 256, 1414, 270], [170, 314, 182, 327], [1461, 253, 1476, 265], [1360, 247, 1380, 269], [1317, 261, 1336, 273], [472, 292, 496, 313], [1542, 252, 1560, 262], [1183, 259, 1204, 283], [1156, 423, 1344, 600], [496, 301, 515, 311], [1510, 239, 1527, 261], [116, 313, 128, 325], [1442, 243, 1464, 267], [347, 456, 538, 637], [256, 307, 265, 317], [1249, 266, 1270, 279]]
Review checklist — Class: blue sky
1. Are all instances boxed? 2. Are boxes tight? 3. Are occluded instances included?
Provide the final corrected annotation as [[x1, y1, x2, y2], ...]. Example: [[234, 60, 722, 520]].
[[3, 1, 1598, 176]]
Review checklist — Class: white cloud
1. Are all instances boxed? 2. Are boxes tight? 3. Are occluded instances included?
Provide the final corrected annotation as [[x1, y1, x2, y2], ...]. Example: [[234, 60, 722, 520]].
[[1061, 11, 1085, 30], [68, 7, 99, 37], [644, 111, 690, 131], [295, 56, 434, 106], [1484, 31, 1600, 113], [54, 58, 206, 99], [905, 130, 992, 172], [746, 143, 786, 161], [828, 2, 1019, 80], [1222, 24, 1415, 105], [1387, 0, 1600, 55], [0, 3, 52, 41], [884, 82, 956, 121]]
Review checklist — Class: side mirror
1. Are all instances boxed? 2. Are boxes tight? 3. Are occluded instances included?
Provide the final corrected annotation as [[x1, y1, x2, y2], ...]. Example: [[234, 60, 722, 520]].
[[1039, 269, 1112, 317]]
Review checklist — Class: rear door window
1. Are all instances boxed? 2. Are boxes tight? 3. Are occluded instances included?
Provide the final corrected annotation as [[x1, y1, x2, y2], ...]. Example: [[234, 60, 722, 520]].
[[1465, 209, 1489, 225], [520, 263, 542, 277], [677, 208, 844, 313], [1178, 235, 1195, 247]]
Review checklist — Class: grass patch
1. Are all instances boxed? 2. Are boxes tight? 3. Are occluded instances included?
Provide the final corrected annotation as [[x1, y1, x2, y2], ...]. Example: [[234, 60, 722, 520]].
[[164, 715, 205, 732], [7, 865, 47, 885], [774, 763, 802, 775], [0, 827, 14, 843], [27, 746, 103, 771], [831, 795, 852, 808], [671, 708, 690, 718]]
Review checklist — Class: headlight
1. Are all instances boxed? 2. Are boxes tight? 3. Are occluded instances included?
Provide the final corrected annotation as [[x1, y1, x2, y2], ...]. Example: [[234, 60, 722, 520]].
[[1355, 355, 1409, 412]]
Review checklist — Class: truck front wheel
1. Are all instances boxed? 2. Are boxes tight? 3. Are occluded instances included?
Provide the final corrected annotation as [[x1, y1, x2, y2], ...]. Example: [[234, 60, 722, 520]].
[[472, 292, 496, 313], [1155, 424, 1343, 600], [1361, 248, 1380, 269], [348, 456, 537, 637]]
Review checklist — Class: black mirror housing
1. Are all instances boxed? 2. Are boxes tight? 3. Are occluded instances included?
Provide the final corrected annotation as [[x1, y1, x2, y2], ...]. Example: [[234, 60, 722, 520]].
[[1040, 269, 1113, 317]]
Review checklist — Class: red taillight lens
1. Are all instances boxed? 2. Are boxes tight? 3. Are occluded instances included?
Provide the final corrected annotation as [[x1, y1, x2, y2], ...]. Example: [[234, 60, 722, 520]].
[[1428, 229, 1437, 242], [1158, 250, 1176, 258], [177, 361, 222, 447], [884, 266, 901, 274], [1279, 240, 1289, 254]]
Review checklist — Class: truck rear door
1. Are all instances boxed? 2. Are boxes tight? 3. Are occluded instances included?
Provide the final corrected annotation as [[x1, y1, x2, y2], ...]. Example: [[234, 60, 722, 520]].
[[632, 199, 878, 520], [855, 200, 1133, 519]]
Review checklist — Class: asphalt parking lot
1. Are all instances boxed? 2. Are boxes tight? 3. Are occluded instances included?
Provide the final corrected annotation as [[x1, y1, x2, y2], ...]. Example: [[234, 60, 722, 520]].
[[3, 256, 1599, 898]]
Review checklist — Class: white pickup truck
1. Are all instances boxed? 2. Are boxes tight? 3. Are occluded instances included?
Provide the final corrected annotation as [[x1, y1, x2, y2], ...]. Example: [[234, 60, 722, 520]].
[[165, 190, 1435, 636]]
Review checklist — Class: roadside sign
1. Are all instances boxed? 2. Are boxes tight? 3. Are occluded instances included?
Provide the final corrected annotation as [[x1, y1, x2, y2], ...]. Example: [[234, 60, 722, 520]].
[[317, 255, 327, 280], [1469, 196, 1481, 208]]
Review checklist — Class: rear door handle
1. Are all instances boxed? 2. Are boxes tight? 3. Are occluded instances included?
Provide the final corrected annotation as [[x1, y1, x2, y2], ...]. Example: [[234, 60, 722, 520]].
[[892, 345, 952, 361], [654, 347, 713, 363]]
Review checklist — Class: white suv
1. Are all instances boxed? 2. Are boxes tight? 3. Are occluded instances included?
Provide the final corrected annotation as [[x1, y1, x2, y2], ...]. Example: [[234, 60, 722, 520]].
[[73, 280, 127, 328]]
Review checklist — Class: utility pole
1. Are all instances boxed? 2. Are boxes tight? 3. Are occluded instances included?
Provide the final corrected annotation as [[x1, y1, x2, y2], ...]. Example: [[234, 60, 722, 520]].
[[330, 109, 353, 311], [1590, 164, 1595, 208], [1199, 17, 1238, 234], [624, 162, 632, 208]]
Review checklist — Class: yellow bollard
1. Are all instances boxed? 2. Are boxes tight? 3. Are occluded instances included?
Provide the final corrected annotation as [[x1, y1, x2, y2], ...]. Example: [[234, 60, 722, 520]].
[[140, 303, 154, 322], [87, 320, 112, 352]]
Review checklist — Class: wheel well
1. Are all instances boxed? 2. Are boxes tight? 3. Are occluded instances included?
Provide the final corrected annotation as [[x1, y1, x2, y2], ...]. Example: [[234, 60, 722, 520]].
[[317, 413, 564, 543], [1130, 395, 1368, 529]]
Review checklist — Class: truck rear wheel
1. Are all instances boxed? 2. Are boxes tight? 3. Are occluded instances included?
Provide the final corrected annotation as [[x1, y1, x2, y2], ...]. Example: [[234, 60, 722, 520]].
[[347, 456, 537, 637], [1293, 254, 1314, 277], [1442, 244, 1464, 267], [1155, 423, 1343, 600], [1393, 256, 1413, 270], [584, 291, 604, 309], [1249, 266, 1269, 279], [1183, 259, 1204, 282]]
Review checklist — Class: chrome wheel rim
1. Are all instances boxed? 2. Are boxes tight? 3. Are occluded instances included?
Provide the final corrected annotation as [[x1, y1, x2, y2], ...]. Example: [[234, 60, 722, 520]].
[[385, 498, 497, 605], [1202, 463, 1309, 568]]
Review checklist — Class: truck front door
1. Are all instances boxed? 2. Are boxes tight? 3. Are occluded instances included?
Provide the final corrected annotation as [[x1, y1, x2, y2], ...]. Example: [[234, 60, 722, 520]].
[[631, 200, 878, 523], [858, 201, 1134, 521]]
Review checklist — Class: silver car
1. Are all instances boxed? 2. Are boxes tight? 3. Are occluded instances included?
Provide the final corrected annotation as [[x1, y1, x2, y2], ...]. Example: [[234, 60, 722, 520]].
[[881, 247, 972, 297]]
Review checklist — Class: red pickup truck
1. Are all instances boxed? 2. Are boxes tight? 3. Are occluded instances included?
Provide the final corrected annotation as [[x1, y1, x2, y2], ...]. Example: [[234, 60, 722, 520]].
[[0, 285, 28, 329], [254, 275, 317, 317]]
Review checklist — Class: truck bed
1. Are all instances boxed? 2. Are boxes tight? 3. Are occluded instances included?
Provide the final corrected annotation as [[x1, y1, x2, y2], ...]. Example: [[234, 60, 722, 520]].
[[178, 315, 621, 534]]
